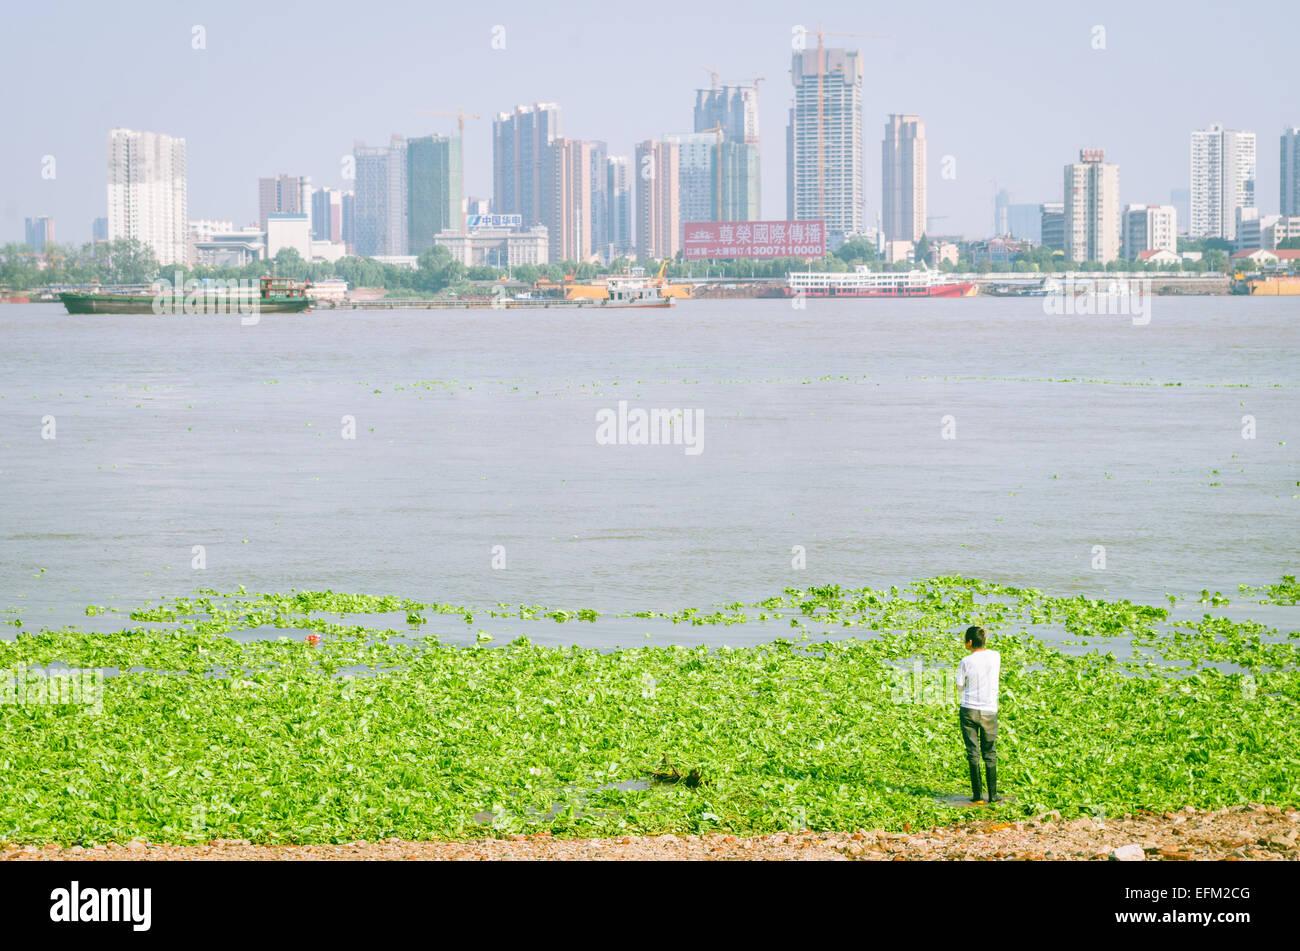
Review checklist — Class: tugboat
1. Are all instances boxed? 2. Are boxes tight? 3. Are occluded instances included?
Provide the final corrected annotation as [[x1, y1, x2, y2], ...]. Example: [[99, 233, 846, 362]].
[[598, 276, 675, 308], [563, 262, 692, 302], [60, 276, 313, 314]]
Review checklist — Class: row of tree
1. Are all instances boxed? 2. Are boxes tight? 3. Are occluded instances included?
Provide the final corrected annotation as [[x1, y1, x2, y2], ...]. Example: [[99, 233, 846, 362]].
[[0, 241, 475, 296], [4, 231, 1278, 294]]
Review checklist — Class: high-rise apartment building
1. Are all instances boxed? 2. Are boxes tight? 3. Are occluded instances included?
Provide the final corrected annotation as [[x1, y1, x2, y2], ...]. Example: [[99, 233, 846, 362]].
[[407, 135, 463, 254], [587, 141, 609, 261], [493, 103, 562, 229], [635, 139, 680, 260], [719, 141, 760, 221], [107, 128, 188, 266], [882, 114, 926, 242], [993, 188, 1011, 236], [1123, 204, 1178, 259], [695, 83, 761, 222], [541, 138, 594, 263], [1007, 203, 1042, 243], [1282, 128, 1300, 217], [1169, 188, 1191, 233], [785, 106, 795, 221], [353, 137, 408, 257], [694, 84, 759, 145], [91, 217, 109, 242], [1190, 124, 1256, 240], [607, 156, 632, 259], [788, 47, 863, 246], [1063, 149, 1120, 264], [311, 187, 344, 244], [1040, 202, 1065, 253], [665, 132, 718, 225], [258, 174, 306, 230], [24, 217, 54, 252], [340, 190, 355, 252]]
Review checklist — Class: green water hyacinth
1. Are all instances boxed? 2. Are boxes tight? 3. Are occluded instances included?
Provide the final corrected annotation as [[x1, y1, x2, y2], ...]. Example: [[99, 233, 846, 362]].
[[0, 576, 1296, 845]]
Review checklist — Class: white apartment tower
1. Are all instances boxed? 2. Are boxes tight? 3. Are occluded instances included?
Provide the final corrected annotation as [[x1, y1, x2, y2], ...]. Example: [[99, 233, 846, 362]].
[[882, 114, 926, 242], [106, 128, 189, 266], [1190, 123, 1256, 240], [1064, 149, 1121, 264], [788, 47, 864, 247]]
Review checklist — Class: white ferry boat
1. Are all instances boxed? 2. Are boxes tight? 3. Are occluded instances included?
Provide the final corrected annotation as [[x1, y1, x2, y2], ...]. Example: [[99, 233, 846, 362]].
[[786, 265, 978, 298]]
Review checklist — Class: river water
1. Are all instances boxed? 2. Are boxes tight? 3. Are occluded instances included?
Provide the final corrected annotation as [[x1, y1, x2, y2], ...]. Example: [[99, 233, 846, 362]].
[[1, 297, 1296, 647]]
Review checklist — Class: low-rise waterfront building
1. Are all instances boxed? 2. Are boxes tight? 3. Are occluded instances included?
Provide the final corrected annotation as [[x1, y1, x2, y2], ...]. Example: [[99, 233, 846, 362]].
[[1261, 215, 1300, 249], [192, 227, 266, 267], [1135, 249, 1180, 266], [970, 236, 1030, 266], [434, 225, 549, 267], [266, 212, 312, 260], [1231, 248, 1300, 268], [925, 240, 960, 267], [883, 239, 914, 265], [308, 278, 349, 301], [371, 255, 419, 269]]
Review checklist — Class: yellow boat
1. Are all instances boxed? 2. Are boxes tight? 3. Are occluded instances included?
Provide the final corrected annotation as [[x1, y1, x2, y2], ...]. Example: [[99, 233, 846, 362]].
[[1236, 274, 1300, 296], [562, 262, 692, 300]]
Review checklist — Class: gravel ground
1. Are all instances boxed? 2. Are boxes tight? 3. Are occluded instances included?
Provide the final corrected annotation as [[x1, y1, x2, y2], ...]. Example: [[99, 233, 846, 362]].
[[4, 804, 1297, 861]]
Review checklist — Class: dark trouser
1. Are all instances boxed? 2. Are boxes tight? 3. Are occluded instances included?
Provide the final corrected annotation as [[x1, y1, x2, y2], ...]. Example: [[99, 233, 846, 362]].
[[959, 706, 998, 800]]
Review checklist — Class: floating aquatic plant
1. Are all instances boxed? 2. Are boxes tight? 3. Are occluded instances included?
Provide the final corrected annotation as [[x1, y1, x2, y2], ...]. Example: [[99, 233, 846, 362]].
[[0, 576, 1295, 845]]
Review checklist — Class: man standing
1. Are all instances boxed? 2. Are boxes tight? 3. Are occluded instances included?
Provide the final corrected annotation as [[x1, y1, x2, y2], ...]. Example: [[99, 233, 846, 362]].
[[956, 625, 1001, 803]]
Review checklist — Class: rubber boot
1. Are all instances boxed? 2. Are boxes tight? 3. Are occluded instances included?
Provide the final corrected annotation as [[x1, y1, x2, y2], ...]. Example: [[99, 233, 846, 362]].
[[968, 763, 983, 802], [985, 764, 999, 802]]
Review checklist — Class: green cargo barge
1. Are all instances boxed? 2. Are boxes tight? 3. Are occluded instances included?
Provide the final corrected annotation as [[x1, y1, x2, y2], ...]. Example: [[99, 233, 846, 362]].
[[60, 277, 312, 315]]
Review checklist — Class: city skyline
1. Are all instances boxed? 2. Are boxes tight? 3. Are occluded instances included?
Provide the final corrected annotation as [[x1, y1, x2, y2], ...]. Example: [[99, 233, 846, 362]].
[[3, 0, 1298, 246]]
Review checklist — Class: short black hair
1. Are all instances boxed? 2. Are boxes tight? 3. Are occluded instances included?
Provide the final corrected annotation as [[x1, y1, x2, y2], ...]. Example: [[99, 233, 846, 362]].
[[965, 625, 987, 648]]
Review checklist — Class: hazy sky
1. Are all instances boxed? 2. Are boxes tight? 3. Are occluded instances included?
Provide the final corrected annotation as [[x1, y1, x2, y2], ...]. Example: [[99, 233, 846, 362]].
[[3, 0, 1297, 244]]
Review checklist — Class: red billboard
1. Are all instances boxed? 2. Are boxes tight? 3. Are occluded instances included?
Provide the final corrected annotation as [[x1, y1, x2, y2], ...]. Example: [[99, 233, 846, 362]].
[[682, 220, 826, 259]]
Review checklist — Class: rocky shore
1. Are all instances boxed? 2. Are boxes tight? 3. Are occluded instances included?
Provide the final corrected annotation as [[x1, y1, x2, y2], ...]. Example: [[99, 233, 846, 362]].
[[4, 804, 1295, 862]]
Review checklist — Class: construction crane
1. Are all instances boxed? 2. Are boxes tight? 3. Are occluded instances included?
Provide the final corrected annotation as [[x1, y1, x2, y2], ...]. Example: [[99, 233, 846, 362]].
[[701, 65, 720, 91], [795, 24, 886, 223], [698, 124, 725, 221], [415, 107, 481, 138], [414, 108, 482, 233]]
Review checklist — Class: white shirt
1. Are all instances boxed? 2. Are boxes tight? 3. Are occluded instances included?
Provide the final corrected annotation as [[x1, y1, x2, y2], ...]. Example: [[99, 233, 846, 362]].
[[956, 649, 1000, 712]]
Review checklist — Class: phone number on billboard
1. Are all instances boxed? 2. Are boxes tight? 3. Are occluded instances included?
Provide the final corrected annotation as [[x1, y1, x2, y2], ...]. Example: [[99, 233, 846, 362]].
[[690, 245, 825, 256]]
